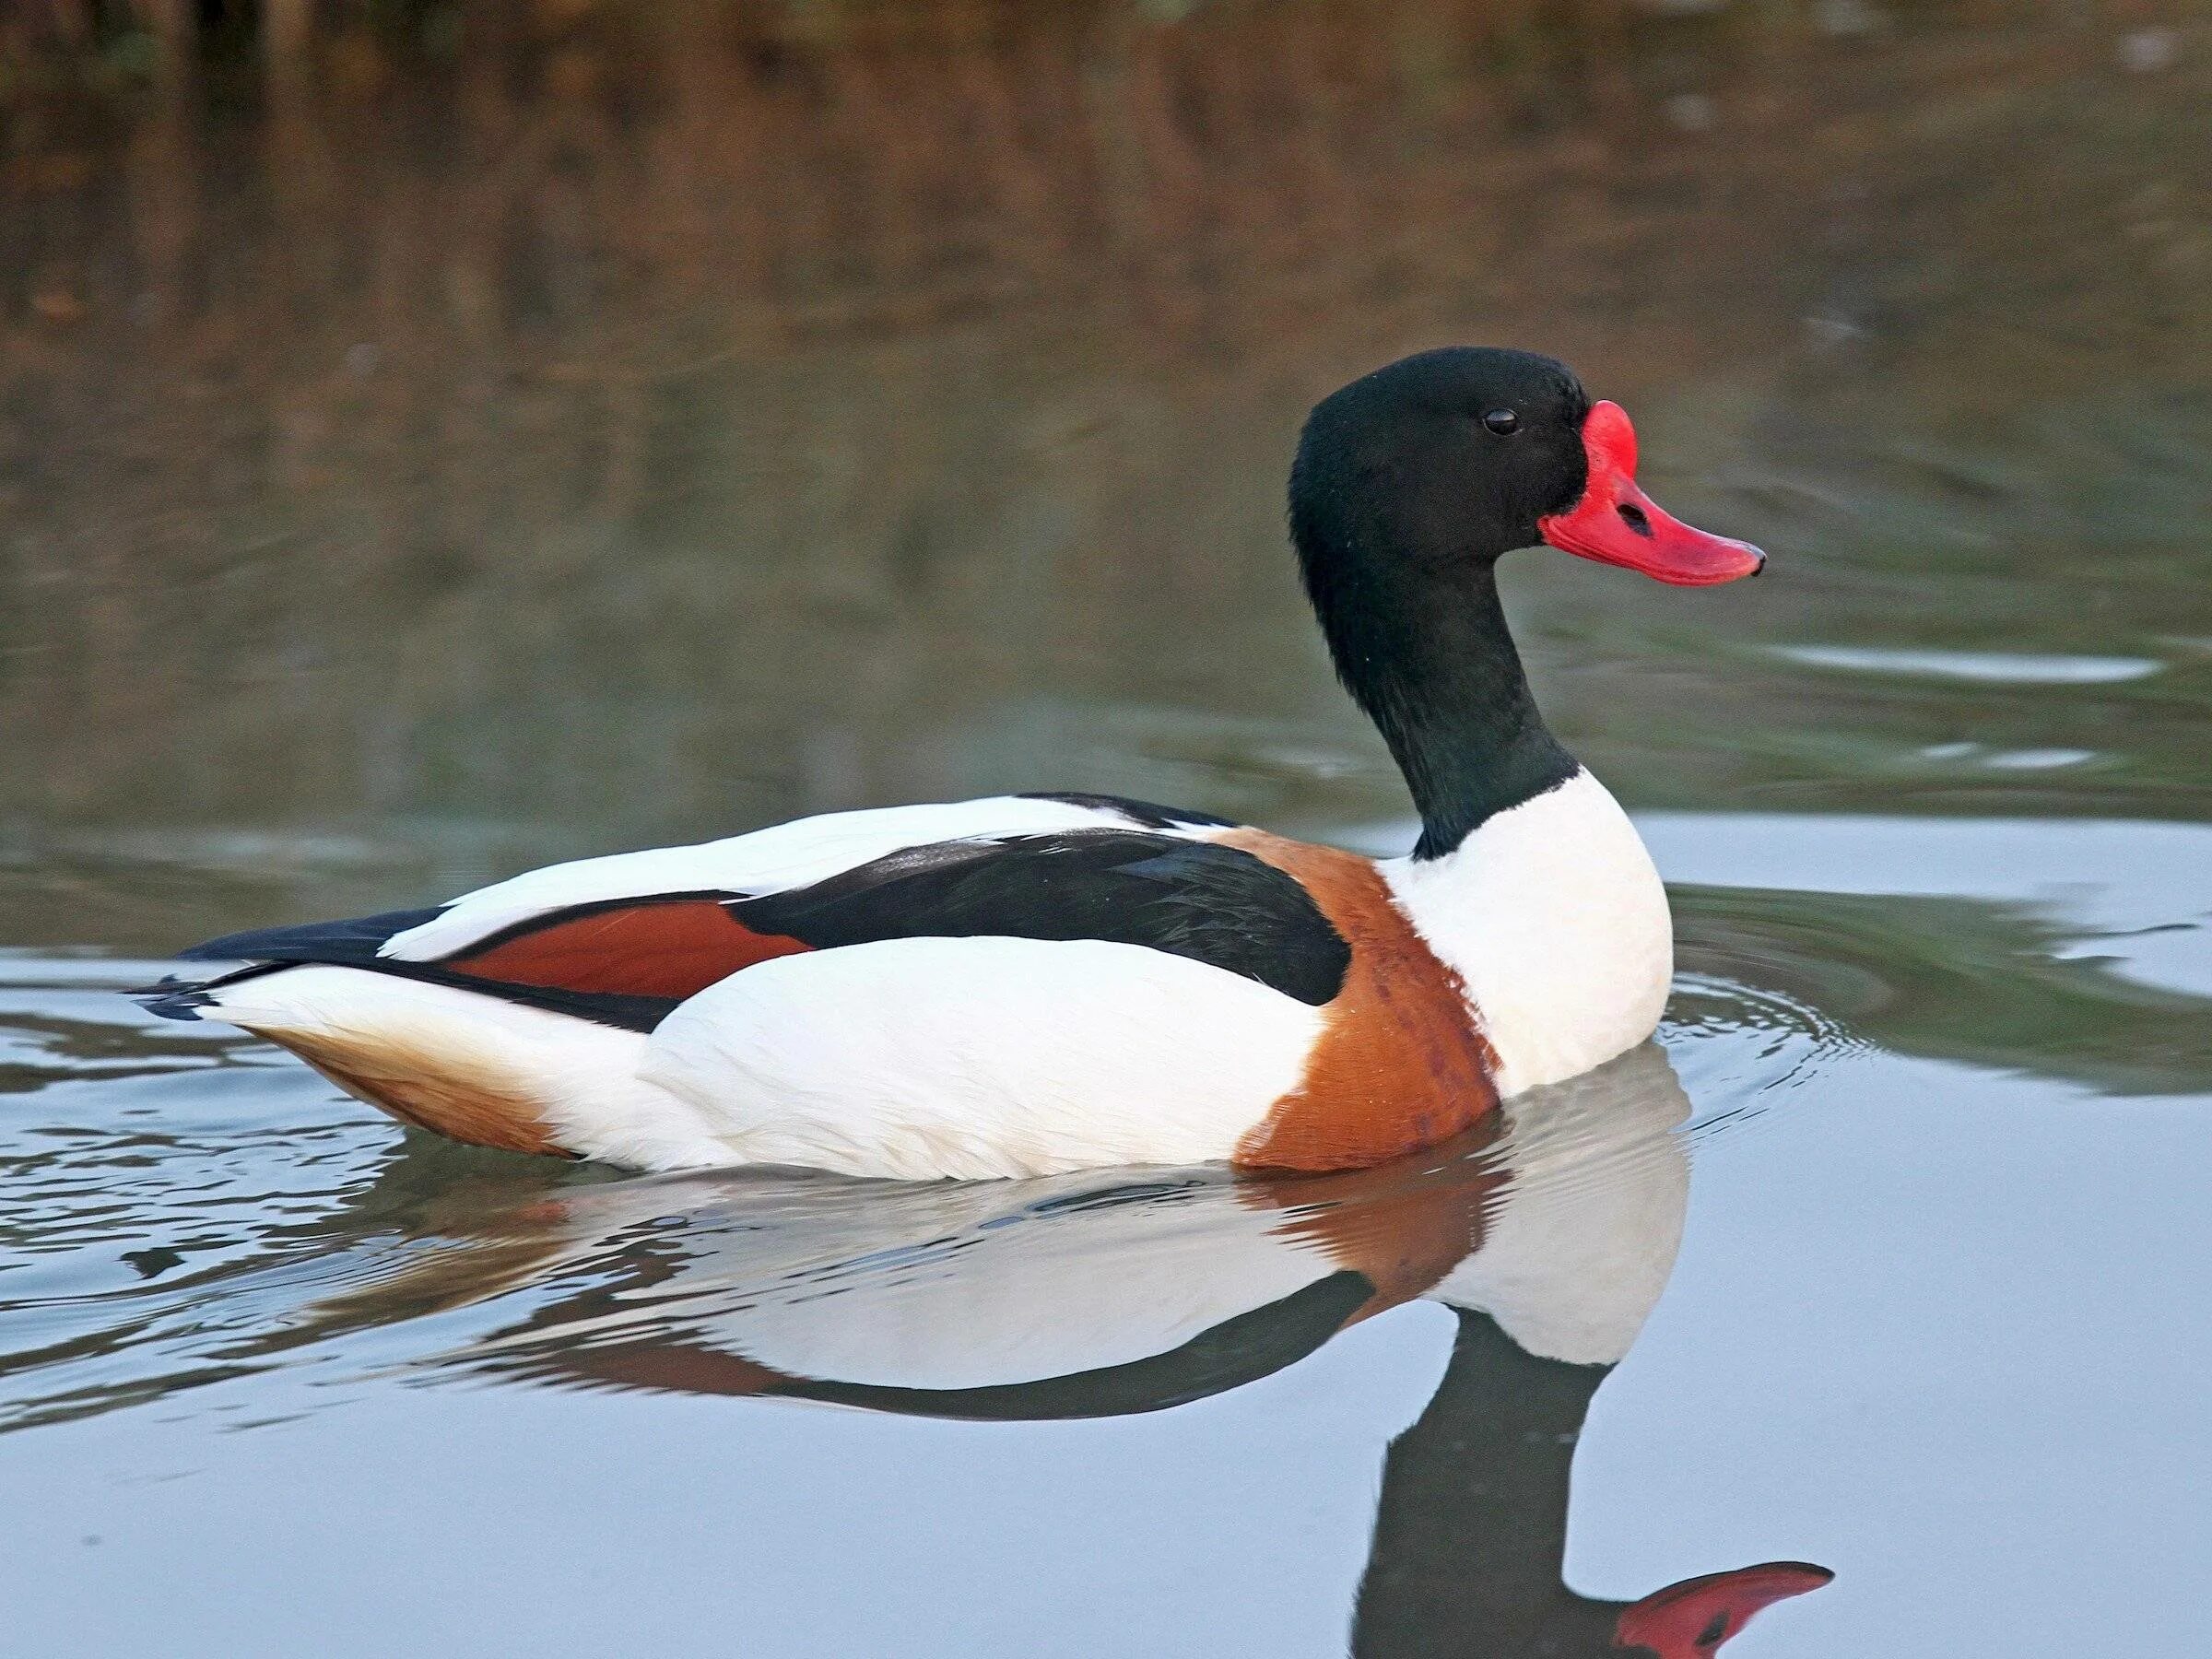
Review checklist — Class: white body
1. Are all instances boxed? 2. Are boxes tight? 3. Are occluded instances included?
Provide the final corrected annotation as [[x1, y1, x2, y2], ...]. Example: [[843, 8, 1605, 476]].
[[195, 775, 1672, 1178]]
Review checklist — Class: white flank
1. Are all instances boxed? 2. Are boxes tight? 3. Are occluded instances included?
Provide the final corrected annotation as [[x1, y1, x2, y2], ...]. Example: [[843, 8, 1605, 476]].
[[1384, 769, 1671, 1099], [639, 935, 1325, 1181], [379, 795, 1192, 961]]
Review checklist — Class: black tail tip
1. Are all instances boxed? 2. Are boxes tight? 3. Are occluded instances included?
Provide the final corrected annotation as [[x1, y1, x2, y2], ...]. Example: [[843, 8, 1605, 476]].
[[131, 976, 214, 1021]]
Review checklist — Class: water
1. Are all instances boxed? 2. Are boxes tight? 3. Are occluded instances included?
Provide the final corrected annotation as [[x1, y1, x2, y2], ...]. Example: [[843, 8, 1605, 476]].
[[5, 1, 2212, 1653]]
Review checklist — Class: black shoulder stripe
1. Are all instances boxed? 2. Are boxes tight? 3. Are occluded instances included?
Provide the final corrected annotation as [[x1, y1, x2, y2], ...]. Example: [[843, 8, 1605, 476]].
[[1017, 791, 1240, 830], [732, 830, 1350, 1006]]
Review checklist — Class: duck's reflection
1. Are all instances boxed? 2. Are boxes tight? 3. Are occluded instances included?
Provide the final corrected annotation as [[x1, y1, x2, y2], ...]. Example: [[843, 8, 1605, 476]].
[[385, 1043, 1830, 1655], [1355, 1309, 1829, 1656]]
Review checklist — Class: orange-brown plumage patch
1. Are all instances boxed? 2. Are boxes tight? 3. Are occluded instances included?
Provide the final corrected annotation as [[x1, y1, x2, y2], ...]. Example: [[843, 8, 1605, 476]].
[[1218, 830, 1500, 1171], [449, 900, 809, 1000], [279, 1028, 577, 1158]]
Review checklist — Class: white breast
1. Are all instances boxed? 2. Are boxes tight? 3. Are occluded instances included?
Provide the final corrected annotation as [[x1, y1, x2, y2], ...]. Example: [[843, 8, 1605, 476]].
[[1382, 769, 1672, 1098]]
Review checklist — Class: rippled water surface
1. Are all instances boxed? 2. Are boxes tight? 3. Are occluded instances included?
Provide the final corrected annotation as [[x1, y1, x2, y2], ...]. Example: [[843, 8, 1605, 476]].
[[6, 1, 2212, 1653]]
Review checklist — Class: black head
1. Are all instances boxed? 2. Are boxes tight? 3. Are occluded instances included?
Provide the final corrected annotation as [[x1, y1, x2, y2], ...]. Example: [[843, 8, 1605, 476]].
[[1287, 348, 1764, 856], [1290, 346, 1766, 591], [1289, 347, 1596, 575]]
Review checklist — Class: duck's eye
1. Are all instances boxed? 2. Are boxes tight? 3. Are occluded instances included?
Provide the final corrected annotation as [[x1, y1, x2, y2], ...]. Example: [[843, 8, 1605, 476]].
[[1480, 408, 1520, 435]]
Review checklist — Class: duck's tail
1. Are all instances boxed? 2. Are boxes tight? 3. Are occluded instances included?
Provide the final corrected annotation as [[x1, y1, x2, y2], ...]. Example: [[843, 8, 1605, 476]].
[[134, 948, 712, 1164]]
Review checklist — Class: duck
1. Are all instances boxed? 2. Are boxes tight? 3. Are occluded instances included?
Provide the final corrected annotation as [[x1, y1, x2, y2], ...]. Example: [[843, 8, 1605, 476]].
[[142, 347, 1765, 1181]]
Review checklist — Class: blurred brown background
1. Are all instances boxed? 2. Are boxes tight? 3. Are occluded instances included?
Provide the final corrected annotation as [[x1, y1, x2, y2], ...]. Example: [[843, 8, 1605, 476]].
[[4, 0, 2209, 947]]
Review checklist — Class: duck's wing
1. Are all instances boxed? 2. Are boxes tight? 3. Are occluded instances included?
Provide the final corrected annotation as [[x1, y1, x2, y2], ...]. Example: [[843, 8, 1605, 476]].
[[156, 792, 1344, 1028], [348, 792, 1238, 966]]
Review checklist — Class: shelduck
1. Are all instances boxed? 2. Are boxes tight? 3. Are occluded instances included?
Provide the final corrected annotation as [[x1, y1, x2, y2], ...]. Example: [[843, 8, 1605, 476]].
[[144, 347, 1765, 1180]]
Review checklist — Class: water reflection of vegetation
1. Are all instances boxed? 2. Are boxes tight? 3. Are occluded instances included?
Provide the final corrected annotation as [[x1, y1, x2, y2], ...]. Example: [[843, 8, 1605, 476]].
[[5, 0, 2211, 951], [1679, 885, 2212, 1095]]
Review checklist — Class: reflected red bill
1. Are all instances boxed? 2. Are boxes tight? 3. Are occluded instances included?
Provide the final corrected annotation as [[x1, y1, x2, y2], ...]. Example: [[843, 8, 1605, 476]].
[[1613, 1559, 1834, 1654]]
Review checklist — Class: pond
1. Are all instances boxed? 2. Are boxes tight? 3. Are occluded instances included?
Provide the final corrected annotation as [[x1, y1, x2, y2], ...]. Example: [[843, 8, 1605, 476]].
[[4, 2, 2211, 1653]]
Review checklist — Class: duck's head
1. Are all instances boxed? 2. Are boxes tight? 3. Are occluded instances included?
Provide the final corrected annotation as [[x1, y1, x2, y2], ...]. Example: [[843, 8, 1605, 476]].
[[1289, 347, 1765, 589], [1288, 348, 1765, 855]]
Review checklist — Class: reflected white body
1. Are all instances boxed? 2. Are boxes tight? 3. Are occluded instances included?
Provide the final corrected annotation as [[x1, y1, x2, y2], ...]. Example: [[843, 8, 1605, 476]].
[[446, 1041, 1694, 1390]]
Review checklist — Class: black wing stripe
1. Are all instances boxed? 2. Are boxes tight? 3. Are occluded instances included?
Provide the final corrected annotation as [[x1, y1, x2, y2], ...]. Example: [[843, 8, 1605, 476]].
[[734, 830, 1350, 1006]]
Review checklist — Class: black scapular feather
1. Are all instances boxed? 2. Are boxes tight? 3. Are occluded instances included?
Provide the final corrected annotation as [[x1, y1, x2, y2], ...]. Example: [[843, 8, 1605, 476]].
[[735, 830, 1351, 1006]]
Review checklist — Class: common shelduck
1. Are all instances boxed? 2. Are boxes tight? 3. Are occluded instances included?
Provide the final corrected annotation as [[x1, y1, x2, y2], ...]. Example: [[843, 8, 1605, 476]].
[[143, 347, 1764, 1180]]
